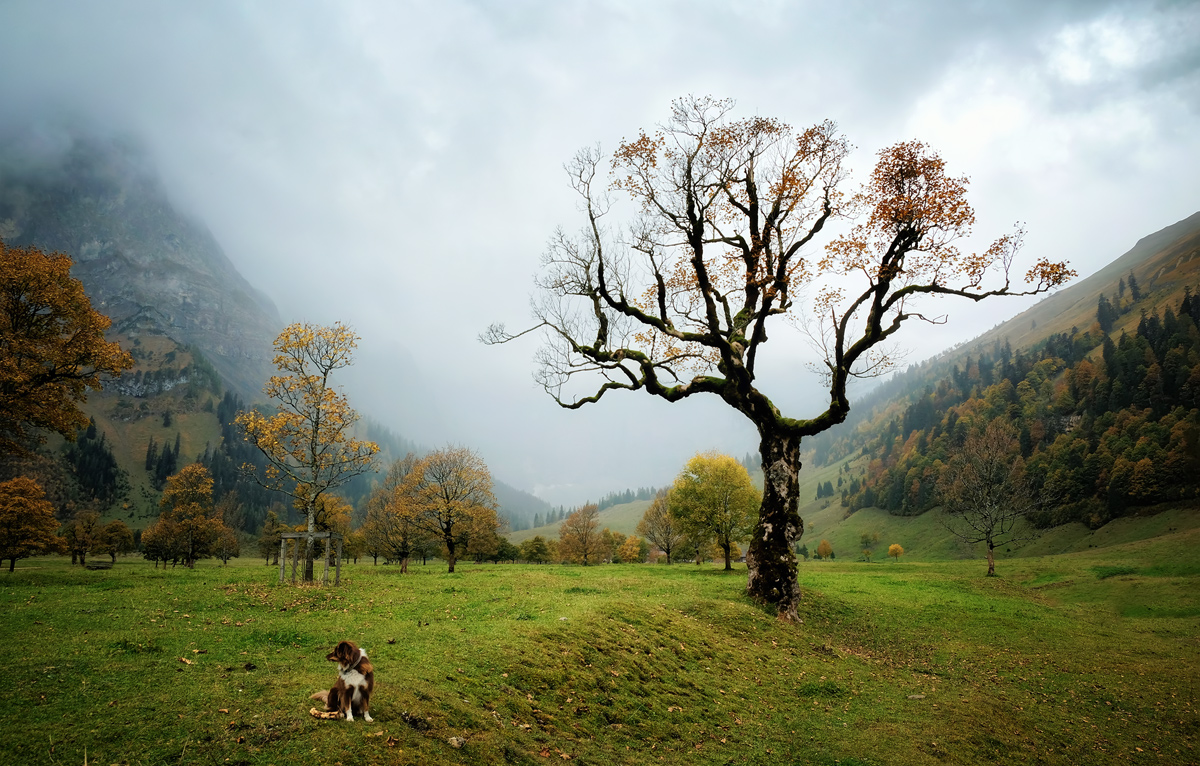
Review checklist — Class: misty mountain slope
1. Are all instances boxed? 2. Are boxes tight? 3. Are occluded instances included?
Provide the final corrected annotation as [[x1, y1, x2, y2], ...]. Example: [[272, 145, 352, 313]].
[[0, 131, 281, 399], [973, 210, 1200, 351]]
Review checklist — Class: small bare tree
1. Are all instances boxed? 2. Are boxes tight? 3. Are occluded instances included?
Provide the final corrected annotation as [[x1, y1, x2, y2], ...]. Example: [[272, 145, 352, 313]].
[[938, 420, 1041, 576]]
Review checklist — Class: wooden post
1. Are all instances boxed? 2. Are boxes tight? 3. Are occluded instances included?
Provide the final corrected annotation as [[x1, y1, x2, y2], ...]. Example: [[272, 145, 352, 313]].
[[279, 532, 342, 587], [291, 535, 300, 584], [335, 537, 343, 586], [322, 532, 330, 586]]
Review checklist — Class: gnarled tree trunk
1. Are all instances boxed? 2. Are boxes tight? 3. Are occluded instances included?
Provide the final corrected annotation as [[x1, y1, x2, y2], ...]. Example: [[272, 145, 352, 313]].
[[746, 431, 804, 622]]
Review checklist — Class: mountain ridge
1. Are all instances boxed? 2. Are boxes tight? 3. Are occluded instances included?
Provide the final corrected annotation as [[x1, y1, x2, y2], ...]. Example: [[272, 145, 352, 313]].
[[0, 130, 281, 399], [972, 210, 1200, 352]]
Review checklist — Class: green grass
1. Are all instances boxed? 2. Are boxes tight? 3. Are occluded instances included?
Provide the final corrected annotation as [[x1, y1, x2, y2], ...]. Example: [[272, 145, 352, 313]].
[[2, 533, 1198, 766]]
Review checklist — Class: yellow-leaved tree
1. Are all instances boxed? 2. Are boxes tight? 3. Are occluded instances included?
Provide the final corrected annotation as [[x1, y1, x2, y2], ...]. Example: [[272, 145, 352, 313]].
[[156, 463, 227, 568], [0, 242, 133, 455], [669, 452, 759, 571], [399, 446, 500, 573], [485, 96, 1076, 620], [236, 322, 378, 581], [618, 534, 647, 563]]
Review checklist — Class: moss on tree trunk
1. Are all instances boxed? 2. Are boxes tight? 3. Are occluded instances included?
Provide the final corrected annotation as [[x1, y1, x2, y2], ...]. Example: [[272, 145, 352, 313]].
[[746, 431, 804, 622]]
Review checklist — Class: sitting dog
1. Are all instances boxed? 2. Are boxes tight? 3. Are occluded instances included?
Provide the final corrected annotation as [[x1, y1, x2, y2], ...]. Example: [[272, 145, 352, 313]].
[[310, 640, 374, 722]]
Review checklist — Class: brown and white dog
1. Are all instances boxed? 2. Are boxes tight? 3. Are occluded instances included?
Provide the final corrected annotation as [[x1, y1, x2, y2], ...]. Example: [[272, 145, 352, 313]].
[[310, 641, 374, 722]]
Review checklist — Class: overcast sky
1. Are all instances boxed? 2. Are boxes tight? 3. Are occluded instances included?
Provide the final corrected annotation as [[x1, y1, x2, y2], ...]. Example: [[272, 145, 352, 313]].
[[3, 0, 1198, 505]]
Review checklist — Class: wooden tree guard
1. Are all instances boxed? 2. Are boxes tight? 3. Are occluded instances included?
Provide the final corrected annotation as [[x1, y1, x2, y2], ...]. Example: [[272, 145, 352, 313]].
[[278, 531, 343, 586]]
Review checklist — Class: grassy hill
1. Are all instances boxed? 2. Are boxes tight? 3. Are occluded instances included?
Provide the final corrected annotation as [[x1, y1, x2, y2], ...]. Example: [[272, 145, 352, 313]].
[[509, 499, 653, 543]]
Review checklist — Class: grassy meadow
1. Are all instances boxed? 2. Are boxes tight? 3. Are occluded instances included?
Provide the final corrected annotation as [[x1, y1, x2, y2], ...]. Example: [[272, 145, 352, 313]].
[[2, 520, 1198, 766]]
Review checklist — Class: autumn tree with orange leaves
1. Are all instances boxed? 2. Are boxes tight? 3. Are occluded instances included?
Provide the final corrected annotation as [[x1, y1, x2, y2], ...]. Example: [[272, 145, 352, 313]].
[[0, 476, 64, 571], [155, 463, 227, 568], [236, 322, 378, 581], [399, 446, 500, 573], [485, 96, 1075, 621], [558, 503, 602, 565], [0, 241, 132, 455], [362, 453, 429, 571]]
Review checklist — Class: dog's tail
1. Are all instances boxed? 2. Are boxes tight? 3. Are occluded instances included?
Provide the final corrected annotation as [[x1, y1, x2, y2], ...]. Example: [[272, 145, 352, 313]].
[[309, 690, 330, 705]]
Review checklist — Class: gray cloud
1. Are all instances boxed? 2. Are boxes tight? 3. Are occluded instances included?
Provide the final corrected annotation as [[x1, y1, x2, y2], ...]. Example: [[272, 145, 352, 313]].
[[2, 0, 1197, 504]]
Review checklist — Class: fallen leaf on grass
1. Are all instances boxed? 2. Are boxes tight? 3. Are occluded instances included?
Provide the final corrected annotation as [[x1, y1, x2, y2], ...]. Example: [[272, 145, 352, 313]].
[[218, 709, 228, 714], [179, 658, 193, 665], [385, 736, 400, 747], [192, 649, 207, 654], [538, 748, 550, 758]]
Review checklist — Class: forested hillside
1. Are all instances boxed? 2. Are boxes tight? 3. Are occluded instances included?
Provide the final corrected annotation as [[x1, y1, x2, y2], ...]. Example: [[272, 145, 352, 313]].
[[832, 282, 1200, 529]]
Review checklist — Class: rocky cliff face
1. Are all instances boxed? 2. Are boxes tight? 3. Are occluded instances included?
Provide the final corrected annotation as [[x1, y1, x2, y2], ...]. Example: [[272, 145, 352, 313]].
[[0, 131, 280, 398]]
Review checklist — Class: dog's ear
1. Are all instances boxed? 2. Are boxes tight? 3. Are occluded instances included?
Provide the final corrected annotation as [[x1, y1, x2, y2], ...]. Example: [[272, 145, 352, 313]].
[[337, 641, 360, 664], [327, 641, 350, 662]]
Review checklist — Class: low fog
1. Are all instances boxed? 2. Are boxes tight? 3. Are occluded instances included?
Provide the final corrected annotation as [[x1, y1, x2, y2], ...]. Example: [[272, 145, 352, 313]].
[[2, 0, 1198, 505]]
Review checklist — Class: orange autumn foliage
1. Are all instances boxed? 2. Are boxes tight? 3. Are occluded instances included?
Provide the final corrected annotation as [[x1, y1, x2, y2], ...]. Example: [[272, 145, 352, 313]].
[[0, 476, 64, 571], [0, 241, 132, 454]]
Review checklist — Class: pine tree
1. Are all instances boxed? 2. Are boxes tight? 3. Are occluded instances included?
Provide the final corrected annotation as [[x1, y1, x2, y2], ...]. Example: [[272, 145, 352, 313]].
[[1128, 270, 1141, 302], [1097, 293, 1117, 333], [145, 437, 158, 471]]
